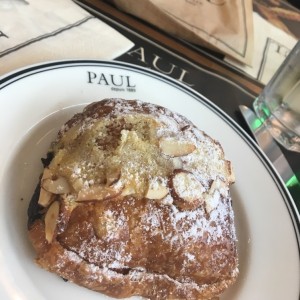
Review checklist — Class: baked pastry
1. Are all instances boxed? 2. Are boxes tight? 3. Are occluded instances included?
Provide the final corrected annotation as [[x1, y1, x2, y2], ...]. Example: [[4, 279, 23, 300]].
[[28, 98, 238, 299]]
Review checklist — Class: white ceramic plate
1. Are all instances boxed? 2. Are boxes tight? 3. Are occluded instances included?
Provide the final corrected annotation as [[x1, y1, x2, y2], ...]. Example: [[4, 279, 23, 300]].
[[0, 61, 299, 300]]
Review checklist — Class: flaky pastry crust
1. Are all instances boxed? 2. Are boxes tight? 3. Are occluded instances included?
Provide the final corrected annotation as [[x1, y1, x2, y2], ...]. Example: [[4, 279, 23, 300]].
[[28, 99, 238, 299]]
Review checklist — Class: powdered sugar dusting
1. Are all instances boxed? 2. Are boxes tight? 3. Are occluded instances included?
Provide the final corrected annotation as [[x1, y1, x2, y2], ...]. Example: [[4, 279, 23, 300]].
[[37, 98, 238, 299]]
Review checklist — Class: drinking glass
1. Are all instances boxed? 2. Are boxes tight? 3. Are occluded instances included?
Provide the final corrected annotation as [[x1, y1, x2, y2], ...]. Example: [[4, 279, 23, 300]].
[[253, 40, 300, 153]]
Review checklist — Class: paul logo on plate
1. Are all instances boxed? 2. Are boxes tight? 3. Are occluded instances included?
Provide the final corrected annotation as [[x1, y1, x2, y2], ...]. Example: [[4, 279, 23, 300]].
[[87, 71, 136, 92]]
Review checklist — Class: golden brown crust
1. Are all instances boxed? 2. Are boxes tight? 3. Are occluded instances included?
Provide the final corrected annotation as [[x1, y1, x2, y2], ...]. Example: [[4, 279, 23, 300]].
[[29, 217, 236, 299], [28, 98, 238, 299]]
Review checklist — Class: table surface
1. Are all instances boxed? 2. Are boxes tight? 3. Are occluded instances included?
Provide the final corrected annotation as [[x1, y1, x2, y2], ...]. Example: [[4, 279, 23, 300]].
[[77, 0, 300, 208]]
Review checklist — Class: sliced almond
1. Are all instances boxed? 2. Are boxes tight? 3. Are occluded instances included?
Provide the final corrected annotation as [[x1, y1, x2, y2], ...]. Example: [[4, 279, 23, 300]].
[[45, 201, 60, 243], [172, 157, 183, 169], [38, 187, 54, 207], [121, 185, 136, 197], [77, 183, 123, 202], [208, 179, 227, 195], [204, 179, 228, 214], [58, 195, 78, 233], [205, 196, 219, 214], [145, 182, 169, 200], [159, 137, 195, 157], [106, 168, 121, 186], [171, 170, 205, 210], [42, 176, 71, 194], [72, 178, 84, 191], [42, 168, 52, 180], [38, 168, 56, 207], [226, 160, 235, 184]]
